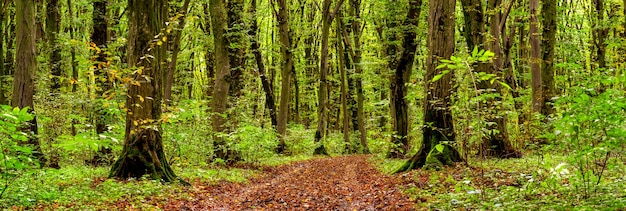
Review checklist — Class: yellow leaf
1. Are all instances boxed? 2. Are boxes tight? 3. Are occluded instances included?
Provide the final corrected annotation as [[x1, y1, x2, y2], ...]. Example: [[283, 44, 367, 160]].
[[162, 36, 167, 42], [133, 121, 138, 126], [138, 95, 144, 102], [157, 41, 163, 46]]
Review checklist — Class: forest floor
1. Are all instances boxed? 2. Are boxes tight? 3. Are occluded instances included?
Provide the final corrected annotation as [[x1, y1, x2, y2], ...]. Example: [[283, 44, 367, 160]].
[[153, 155, 415, 210]]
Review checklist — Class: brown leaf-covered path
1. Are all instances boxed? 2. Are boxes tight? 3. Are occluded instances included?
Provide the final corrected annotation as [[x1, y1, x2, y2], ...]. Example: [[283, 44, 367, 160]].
[[164, 155, 415, 210]]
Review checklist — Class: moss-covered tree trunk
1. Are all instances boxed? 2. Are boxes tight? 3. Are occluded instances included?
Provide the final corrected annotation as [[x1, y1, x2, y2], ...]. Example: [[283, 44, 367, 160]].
[[46, 0, 61, 94], [396, 0, 463, 173], [14, 0, 45, 167], [109, 0, 183, 183]]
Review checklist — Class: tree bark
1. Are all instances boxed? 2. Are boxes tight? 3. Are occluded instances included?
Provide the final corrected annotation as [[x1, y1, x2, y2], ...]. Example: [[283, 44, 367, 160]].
[[14, 0, 45, 166], [109, 0, 184, 184], [314, 0, 344, 155], [164, 0, 191, 105], [209, 0, 234, 161], [529, 0, 542, 113], [387, 0, 422, 159], [92, 0, 109, 134], [227, 0, 246, 98], [276, 0, 295, 153], [350, 0, 369, 153], [396, 0, 463, 172], [46, 0, 61, 95], [0, 8, 6, 105], [202, 3, 215, 97], [541, 0, 557, 116], [337, 15, 351, 152], [67, 0, 78, 93], [250, 0, 278, 128]]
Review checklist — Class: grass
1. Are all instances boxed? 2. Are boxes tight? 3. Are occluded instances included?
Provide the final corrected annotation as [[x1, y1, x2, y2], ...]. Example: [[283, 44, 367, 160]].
[[372, 152, 626, 210]]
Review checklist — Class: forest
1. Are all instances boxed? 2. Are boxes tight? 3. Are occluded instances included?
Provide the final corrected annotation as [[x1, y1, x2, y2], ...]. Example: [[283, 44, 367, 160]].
[[0, 0, 625, 209]]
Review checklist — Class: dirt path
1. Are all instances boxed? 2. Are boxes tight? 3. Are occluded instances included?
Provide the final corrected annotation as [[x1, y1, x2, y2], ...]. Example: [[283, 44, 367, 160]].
[[163, 155, 415, 210]]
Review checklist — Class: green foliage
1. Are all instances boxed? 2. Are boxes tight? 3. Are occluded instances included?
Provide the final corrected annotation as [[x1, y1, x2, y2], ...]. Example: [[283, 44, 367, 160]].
[[0, 105, 37, 200], [550, 87, 626, 199], [230, 124, 279, 163]]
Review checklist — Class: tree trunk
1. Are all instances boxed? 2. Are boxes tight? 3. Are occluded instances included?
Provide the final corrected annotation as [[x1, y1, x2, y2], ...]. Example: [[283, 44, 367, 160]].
[[202, 3, 215, 97], [350, 0, 369, 153], [529, 0, 542, 113], [461, 0, 520, 158], [314, 0, 344, 155], [337, 16, 351, 152], [250, 0, 278, 128], [92, 0, 109, 135], [208, 0, 234, 161], [227, 0, 246, 98], [67, 0, 78, 93], [592, 0, 607, 71], [541, 0, 557, 116], [46, 0, 61, 95], [396, 0, 463, 172], [0, 9, 6, 105], [387, 0, 422, 159], [14, 0, 45, 166], [276, 0, 294, 153], [109, 0, 183, 184], [164, 0, 191, 105]]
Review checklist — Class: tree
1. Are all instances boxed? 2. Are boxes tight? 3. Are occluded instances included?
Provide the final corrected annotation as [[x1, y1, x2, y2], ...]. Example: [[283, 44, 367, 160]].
[[314, 0, 344, 155], [387, 0, 423, 158], [250, 0, 278, 128], [460, 0, 520, 158], [164, 0, 191, 105], [541, 0, 557, 116], [14, 0, 45, 166], [109, 0, 182, 183], [276, 0, 294, 153], [530, 0, 542, 113], [209, 0, 235, 161], [92, 0, 109, 134], [46, 0, 61, 95], [396, 0, 463, 172]]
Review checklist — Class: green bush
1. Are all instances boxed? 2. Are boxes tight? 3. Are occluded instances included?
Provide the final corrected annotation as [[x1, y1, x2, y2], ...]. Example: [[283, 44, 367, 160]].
[[0, 105, 38, 199]]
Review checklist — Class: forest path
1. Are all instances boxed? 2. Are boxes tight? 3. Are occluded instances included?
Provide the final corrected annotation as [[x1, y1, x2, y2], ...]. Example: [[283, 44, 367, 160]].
[[163, 155, 415, 210]]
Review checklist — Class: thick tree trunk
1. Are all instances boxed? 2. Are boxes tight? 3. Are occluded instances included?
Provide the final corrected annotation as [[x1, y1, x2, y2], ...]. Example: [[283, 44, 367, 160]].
[[164, 0, 191, 105], [541, 0, 557, 116], [14, 0, 45, 166], [276, 0, 294, 153], [109, 0, 183, 184], [387, 0, 422, 159], [208, 0, 234, 161], [250, 0, 278, 128], [396, 0, 463, 172], [529, 0, 542, 113]]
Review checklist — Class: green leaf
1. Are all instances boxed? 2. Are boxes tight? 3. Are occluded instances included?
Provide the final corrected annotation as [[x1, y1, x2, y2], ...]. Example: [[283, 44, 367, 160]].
[[435, 144, 444, 153]]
